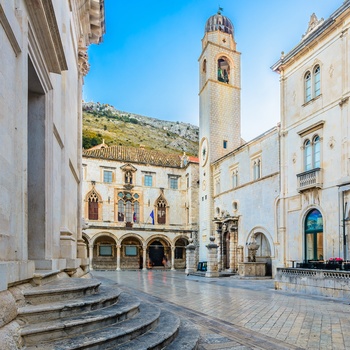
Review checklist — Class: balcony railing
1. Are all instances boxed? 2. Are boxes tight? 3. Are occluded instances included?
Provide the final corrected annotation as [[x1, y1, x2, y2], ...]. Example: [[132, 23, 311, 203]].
[[297, 168, 322, 192]]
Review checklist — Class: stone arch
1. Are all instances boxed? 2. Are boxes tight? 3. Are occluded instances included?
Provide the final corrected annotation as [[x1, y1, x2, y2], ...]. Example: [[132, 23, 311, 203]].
[[85, 188, 103, 221], [120, 233, 143, 270], [146, 235, 172, 267], [173, 236, 189, 269], [301, 205, 324, 262], [82, 232, 90, 258], [246, 227, 274, 276], [216, 54, 232, 84], [90, 232, 117, 270]]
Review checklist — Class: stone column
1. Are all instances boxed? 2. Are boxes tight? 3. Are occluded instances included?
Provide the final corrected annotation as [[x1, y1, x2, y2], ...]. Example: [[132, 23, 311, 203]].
[[116, 244, 121, 270], [88, 245, 94, 270], [237, 245, 244, 264], [142, 243, 147, 271], [205, 236, 219, 277], [229, 225, 238, 272], [185, 238, 196, 275], [171, 246, 175, 270], [214, 222, 222, 271]]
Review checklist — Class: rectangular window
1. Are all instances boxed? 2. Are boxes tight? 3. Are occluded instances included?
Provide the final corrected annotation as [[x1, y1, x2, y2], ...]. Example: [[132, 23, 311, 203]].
[[104, 170, 113, 183], [169, 177, 178, 189], [144, 174, 153, 186], [125, 246, 137, 256], [223, 140, 227, 149], [99, 245, 112, 256], [232, 170, 238, 188], [175, 247, 183, 259]]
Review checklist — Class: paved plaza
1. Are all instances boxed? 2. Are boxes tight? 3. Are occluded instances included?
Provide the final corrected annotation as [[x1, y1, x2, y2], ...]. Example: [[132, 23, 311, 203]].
[[92, 270, 350, 350]]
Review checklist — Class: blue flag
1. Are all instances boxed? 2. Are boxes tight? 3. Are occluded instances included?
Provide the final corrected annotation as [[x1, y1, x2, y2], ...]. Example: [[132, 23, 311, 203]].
[[150, 210, 155, 225]]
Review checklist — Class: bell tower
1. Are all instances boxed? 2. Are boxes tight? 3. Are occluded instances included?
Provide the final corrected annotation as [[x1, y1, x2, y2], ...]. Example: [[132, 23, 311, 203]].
[[198, 9, 242, 260]]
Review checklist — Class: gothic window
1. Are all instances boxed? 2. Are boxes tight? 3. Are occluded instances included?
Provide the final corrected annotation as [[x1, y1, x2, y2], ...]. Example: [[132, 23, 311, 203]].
[[157, 199, 166, 224], [118, 200, 124, 222], [253, 159, 261, 180], [314, 65, 321, 97], [133, 201, 139, 223], [103, 170, 112, 183], [305, 71, 312, 103], [217, 56, 230, 84], [88, 191, 99, 220], [125, 201, 132, 222]]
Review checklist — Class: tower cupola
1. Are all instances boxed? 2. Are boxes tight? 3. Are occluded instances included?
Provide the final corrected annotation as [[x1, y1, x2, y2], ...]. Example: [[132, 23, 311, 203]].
[[205, 9, 234, 35]]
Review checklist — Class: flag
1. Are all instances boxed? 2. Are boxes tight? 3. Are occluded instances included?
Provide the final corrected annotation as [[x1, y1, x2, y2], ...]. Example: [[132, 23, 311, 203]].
[[150, 210, 155, 225]]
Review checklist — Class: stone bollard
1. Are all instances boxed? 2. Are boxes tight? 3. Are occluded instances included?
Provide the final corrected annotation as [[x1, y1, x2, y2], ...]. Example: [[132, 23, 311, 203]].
[[185, 238, 196, 275], [205, 236, 219, 278]]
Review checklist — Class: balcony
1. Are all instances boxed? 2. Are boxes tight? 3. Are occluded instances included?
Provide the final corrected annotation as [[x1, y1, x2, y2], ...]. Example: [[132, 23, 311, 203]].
[[297, 168, 322, 192]]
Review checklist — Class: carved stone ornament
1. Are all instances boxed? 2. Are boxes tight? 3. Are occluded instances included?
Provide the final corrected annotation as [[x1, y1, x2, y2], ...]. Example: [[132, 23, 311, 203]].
[[302, 13, 324, 40], [78, 40, 90, 76]]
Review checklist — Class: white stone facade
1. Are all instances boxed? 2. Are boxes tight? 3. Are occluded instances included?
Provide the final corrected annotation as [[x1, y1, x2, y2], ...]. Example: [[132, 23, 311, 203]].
[[0, 0, 104, 346], [82, 145, 199, 270], [200, 2, 350, 277]]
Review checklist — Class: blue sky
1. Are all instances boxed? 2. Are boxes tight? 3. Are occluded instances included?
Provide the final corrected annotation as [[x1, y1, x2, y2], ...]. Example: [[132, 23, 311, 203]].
[[84, 0, 339, 141]]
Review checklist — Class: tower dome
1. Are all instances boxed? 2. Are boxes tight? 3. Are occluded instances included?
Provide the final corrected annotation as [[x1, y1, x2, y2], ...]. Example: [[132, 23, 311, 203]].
[[205, 9, 233, 35]]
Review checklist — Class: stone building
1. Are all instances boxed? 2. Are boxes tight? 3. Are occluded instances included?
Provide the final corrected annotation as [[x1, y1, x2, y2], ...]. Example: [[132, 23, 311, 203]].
[[271, 2, 350, 268], [82, 143, 199, 270], [0, 0, 105, 347], [199, 1, 350, 277]]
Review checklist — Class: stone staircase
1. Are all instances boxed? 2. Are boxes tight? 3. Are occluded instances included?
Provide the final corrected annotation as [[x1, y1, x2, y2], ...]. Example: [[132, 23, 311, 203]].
[[17, 276, 199, 349]]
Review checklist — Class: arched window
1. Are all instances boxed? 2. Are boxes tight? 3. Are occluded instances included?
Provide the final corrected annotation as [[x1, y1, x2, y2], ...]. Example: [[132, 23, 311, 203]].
[[253, 159, 261, 180], [88, 191, 99, 220], [217, 56, 230, 83], [157, 198, 166, 224], [304, 136, 321, 171], [313, 136, 321, 168], [133, 201, 139, 223], [305, 209, 323, 261], [314, 65, 321, 97], [118, 200, 124, 222], [304, 139, 312, 171], [202, 59, 207, 73], [305, 71, 312, 102]]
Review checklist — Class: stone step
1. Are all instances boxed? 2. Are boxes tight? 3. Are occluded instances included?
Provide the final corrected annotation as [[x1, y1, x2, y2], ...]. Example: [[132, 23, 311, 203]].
[[23, 278, 101, 305], [165, 319, 199, 350], [110, 309, 181, 350], [21, 292, 140, 346], [25, 302, 161, 350], [18, 285, 122, 324]]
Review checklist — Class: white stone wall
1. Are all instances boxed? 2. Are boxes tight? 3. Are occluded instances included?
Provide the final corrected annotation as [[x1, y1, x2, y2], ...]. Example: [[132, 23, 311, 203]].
[[198, 26, 242, 260], [279, 9, 350, 263], [0, 0, 104, 289], [82, 157, 198, 228], [213, 128, 280, 273]]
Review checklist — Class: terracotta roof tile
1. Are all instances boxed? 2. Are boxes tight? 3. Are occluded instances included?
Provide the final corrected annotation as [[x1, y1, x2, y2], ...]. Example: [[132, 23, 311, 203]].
[[83, 145, 186, 168]]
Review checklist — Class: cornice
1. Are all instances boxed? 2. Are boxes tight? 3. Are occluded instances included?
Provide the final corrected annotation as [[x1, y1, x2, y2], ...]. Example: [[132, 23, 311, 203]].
[[25, 0, 68, 74]]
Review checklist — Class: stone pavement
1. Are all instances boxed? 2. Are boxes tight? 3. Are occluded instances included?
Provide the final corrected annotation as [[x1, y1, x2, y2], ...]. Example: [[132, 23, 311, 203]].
[[92, 270, 350, 350]]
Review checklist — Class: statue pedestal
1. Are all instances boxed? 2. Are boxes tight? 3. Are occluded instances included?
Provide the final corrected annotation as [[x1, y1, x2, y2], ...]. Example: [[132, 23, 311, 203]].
[[238, 262, 266, 277]]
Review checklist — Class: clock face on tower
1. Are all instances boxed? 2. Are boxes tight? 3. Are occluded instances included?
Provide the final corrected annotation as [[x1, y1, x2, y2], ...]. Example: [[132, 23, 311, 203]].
[[200, 137, 209, 167]]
